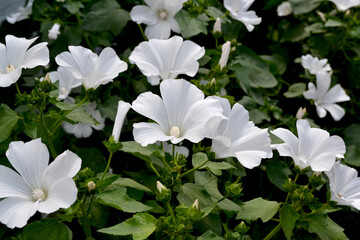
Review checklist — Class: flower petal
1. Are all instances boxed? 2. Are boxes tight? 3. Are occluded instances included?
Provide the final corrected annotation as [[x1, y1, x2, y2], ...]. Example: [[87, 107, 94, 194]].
[[130, 5, 157, 25], [22, 42, 49, 69], [96, 47, 128, 80], [0, 166, 32, 199], [322, 84, 350, 104], [145, 21, 171, 39], [133, 122, 173, 146], [0, 67, 22, 87], [322, 103, 346, 121], [5, 35, 36, 67], [271, 128, 299, 157], [112, 101, 131, 142]]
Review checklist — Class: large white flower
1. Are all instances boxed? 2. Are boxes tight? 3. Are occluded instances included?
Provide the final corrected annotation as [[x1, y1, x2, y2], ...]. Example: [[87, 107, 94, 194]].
[[329, 0, 360, 11], [206, 96, 272, 169], [112, 101, 131, 143], [49, 67, 82, 99], [303, 72, 350, 121], [0, 138, 81, 228], [224, 0, 261, 32], [130, 0, 187, 39], [132, 79, 224, 146], [0, 35, 49, 87], [271, 119, 346, 172], [129, 36, 205, 85], [325, 161, 360, 210], [6, 0, 33, 24], [301, 54, 332, 75], [55, 46, 128, 90]]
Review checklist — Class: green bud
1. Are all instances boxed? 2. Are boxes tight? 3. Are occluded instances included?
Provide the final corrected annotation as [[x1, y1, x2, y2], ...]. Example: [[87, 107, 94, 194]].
[[235, 221, 250, 234], [103, 136, 123, 153], [156, 181, 171, 202], [226, 181, 243, 197]]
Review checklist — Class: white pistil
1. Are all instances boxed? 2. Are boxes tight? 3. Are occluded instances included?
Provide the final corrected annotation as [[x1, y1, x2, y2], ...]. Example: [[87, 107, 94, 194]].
[[60, 87, 67, 94], [6, 65, 15, 73], [32, 188, 46, 202], [170, 126, 181, 138], [158, 9, 168, 20]]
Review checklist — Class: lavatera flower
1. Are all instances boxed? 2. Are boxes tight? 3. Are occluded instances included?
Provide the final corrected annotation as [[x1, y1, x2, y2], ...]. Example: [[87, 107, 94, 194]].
[[132, 79, 224, 146], [329, 0, 360, 11], [303, 72, 350, 121], [206, 96, 272, 169], [271, 119, 346, 172], [129, 35, 205, 85], [0, 138, 81, 228], [301, 54, 332, 75], [0, 35, 49, 87]]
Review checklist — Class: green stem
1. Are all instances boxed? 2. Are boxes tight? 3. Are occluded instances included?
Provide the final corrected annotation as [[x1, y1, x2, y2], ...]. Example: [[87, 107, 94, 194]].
[[149, 162, 161, 177], [166, 201, 176, 223], [101, 152, 113, 180], [263, 223, 281, 240], [178, 160, 209, 178], [15, 82, 21, 94], [39, 118, 57, 159], [138, 24, 148, 41], [81, 195, 93, 238]]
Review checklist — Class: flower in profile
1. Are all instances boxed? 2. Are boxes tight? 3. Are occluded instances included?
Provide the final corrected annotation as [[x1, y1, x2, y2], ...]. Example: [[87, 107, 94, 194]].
[[0, 138, 81, 228], [55, 46, 127, 90], [303, 72, 350, 121], [49, 67, 82, 99], [48, 23, 61, 40], [130, 0, 187, 39], [277, 1, 292, 16], [219, 41, 231, 70], [224, 0, 262, 32], [206, 96, 272, 169], [112, 101, 132, 143], [0, 35, 49, 87], [301, 54, 332, 75], [6, 0, 34, 24], [63, 100, 105, 138], [132, 79, 224, 146], [129, 36, 205, 85], [325, 161, 360, 210], [329, 0, 360, 11], [213, 17, 222, 33], [271, 119, 346, 172]]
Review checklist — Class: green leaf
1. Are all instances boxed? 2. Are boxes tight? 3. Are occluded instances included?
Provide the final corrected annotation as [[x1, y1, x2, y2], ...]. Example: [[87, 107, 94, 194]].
[[282, 22, 310, 42], [344, 145, 360, 167], [266, 161, 292, 191], [97, 188, 152, 213], [343, 124, 360, 148], [98, 213, 157, 240], [325, 20, 342, 27], [205, 7, 226, 20], [63, 1, 84, 14], [349, 27, 360, 39], [289, 0, 321, 15], [284, 83, 306, 98], [305, 23, 325, 34], [108, 177, 152, 193], [120, 141, 164, 163], [174, 10, 208, 38], [82, 0, 130, 35], [23, 219, 72, 240], [249, 109, 270, 124], [308, 214, 349, 240], [202, 161, 235, 176], [280, 204, 300, 240], [0, 104, 19, 143], [236, 197, 280, 222], [177, 183, 214, 209], [65, 106, 96, 124], [198, 230, 225, 240], [99, 95, 121, 121], [192, 152, 208, 168]]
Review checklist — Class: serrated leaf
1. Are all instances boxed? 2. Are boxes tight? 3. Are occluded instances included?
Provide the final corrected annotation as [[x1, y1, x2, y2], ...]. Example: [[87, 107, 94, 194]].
[[98, 188, 152, 213], [98, 213, 157, 240], [236, 197, 279, 222], [284, 83, 306, 98], [192, 152, 208, 168], [174, 10, 208, 38], [280, 204, 300, 240], [0, 104, 19, 142], [308, 214, 349, 240], [23, 219, 72, 240]]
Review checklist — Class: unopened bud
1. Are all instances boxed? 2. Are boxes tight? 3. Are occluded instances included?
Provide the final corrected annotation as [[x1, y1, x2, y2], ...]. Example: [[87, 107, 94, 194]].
[[295, 107, 306, 119], [210, 78, 216, 86], [87, 181, 96, 192], [157, 181, 166, 193], [316, 11, 326, 22], [345, 10, 351, 16], [44, 73, 51, 83], [219, 41, 231, 70], [192, 199, 199, 210], [213, 18, 221, 33]]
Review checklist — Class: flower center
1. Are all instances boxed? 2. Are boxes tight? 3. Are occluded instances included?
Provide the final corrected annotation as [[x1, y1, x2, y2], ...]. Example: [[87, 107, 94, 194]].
[[32, 188, 46, 202], [158, 9, 169, 20], [60, 87, 67, 94], [6, 65, 14, 73], [170, 126, 181, 138]]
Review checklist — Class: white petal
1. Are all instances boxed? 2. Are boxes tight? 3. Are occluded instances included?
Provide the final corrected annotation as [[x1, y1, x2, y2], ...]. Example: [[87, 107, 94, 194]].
[[0, 67, 22, 87], [22, 42, 49, 69], [271, 128, 299, 157], [322, 84, 350, 104], [96, 47, 128, 80], [303, 82, 317, 100], [316, 72, 331, 98], [5, 35, 36, 67], [0, 166, 32, 199], [0, 43, 9, 72], [147, 75, 161, 85], [235, 150, 264, 169], [62, 122, 93, 138], [236, 11, 262, 32], [145, 21, 171, 39], [315, 103, 327, 118], [133, 122, 173, 146], [130, 5, 157, 25], [322, 103, 346, 121], [112, 101, 131, 142], [219, 41, 231, 70]]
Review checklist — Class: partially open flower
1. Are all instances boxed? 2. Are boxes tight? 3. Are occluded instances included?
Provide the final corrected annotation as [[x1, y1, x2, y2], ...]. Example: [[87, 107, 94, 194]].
[[48, 23, 61, 40]]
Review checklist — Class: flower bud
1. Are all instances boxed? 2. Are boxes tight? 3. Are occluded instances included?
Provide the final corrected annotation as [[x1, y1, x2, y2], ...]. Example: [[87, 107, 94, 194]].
[[213, 18, 221, 33], [48, 23, 61, 40], [157, 181, 166, 193], [87, 181, 96, 192], [192, 199, 199, 210], [156, 181, 171, 202], [112, 101, 131, 143], [295, 107, 306, 119], [277, 1, 292, 17], [44, 73, 51, 83], [219, 41, 231, 70]]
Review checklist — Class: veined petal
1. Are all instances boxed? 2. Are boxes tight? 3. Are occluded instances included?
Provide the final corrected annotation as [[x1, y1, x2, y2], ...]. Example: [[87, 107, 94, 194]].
[[0, 43, 9, 72], [130, 5, 157, 25], [6, 139, 49, 189], [179, 126, 205, 143], [164, 0, 186, 14], [22, 42, 49, 69], [5, 35, 36, 67], [68, 46, 97, 78], [236, 11, 261, 32], [96, 47, 128, 79], [322, 84, 350, 104], [0, 166, 32, 199], [235, 150, 265, 169], [145, 21, 172, 39], [322, 103, 346, 121], [0, 67, 22, 87], [271, 128, 299, 157], [56, 67, 82, 99], [133, 122, 173, 146]]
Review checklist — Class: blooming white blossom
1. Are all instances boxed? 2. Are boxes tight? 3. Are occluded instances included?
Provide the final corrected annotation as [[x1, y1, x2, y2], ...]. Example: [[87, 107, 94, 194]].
[[63, 100, 105, 138], [271, 119, 346, 172], [6, 0, 33, 24], [112, 101, 131, 143], [0, 35, 49, 87], [49, 67, 82, 99], [219, 41, 231, 70], [303, 72, 350, 121], [213, 17, 222, 33], [224, 0, 261, 32], [48, 23, 61, 40], [325, 161, 360, 210], [206, 96, 272, 169], [301, 54, 332, 75], [329, 0, 360, 11], [0, 138, 81, 228], [277, 1, 292, 16], [132, 79, 224, 146], [129, 36, 205, 85], [130, 0, 186, 39], [55, 46, 127, 90]]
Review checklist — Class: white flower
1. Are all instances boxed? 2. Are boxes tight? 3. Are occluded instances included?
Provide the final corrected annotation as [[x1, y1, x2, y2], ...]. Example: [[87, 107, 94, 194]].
[[301, 54, 332, 75], [224, 0, 261, 32], [206, 96, 272, 169], [271, 119, 346, 172], [63, 100, 105, 138], [55, 46, 127, 90], [303, 72, 350, 121], [277, 1, 292, 16], [49, 67, 82, 99], [219, 41, 231, 70], [157, 141, 189, 158], [6, 0, 33, 24], [325, 161, 360, 210], [132, 79, 224, 146], [48, 23, 61, 40], [112, 101, 131, 143], [129, 36, 205, 85], [0, 138, 81, 228], [130, 0, 187, 39], [213, 17, 222, 33], [0, 35, 49, 87], [329, 0, 360, 11]]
